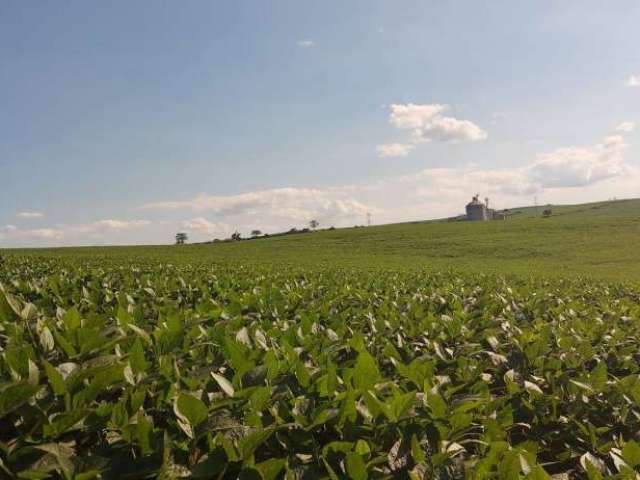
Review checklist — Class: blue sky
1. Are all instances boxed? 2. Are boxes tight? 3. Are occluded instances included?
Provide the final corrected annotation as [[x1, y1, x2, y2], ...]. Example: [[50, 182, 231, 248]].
[[1, 1, 639, 246]]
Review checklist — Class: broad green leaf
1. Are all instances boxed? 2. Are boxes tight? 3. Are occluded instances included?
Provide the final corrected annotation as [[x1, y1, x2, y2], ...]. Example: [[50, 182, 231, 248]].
[[116, 305, 131, 326], [136, 411, 154, 456], [355, 439, 371, 457], [175, 394, 208, 427], [0, 382, 42, 416], [525, 466, 551, 480], [426, 392, 447, 419], [345, 452, 368, 480], [43, 360, 66, 395], [390, 391, 415, 420], [622, 440, 640, 467], [224, 339, 254, 380], [238, 428, 274, 460], [296, 361, 311, 388], [590, 362, 607, 391], [255, 458, 285, 480], [63, 307, 81, 330], [191, 449, 227, 478], [411, 434, 425, 464], [129, 338, 148, 374], [0, 292, 18, 322], [353, 352, 379, 390]]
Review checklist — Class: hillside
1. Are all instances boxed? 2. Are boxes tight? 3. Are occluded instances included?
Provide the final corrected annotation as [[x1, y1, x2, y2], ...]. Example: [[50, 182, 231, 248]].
[[3, 198, 640, 281]]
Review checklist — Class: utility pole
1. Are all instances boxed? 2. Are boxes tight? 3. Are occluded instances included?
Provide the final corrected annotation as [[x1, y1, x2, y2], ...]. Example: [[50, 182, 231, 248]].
[[366, 212, 372, 226]]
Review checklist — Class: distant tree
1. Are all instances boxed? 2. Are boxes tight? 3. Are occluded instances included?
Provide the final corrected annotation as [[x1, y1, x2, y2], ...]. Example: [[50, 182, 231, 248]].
[[231, 231, 242, 241], [251, 229, 262, 238], [175, 232, 188, 245], [309, 219, 319, 230], [542, 208, 552, 218]]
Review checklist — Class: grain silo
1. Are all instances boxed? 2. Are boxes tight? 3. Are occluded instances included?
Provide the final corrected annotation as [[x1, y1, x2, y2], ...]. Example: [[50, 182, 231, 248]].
[[466, 194, 488, 221]]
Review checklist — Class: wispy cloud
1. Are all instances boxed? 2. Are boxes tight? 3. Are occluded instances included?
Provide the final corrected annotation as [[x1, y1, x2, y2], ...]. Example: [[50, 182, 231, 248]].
[[143, 187, 370, 223], [616, 121, 635, 132], [376, 143, 414, 158], [297, 39, 315, 48], [17, 211, 44, 219], [180, 218, 230, 237], [1, 219, 150, 242], [627, 75, 640, 88]]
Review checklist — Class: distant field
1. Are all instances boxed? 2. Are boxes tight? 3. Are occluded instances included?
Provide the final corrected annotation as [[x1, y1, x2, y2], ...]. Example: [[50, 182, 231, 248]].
[[3, 198, 640, 282]]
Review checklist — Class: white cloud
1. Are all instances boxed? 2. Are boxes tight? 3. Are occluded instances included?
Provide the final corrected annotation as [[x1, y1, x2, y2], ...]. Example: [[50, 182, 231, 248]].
[[616, 121, 635, 132], [143, 187, 369, 222], [73, 219, 150, 234], [1, 219, 150, 242], [297, 39, 315, 48], [376, 143, 414, 158], [389, 103, 447, 130], [2, 225, 63, 240], [17, 211, 44, 219], [180, 218, 230, 237], [374, 134, 635, 219], [627, 75, 640, 87], [402, 134, 633, 198], [388, 103, 488, 143], [143, 187, 372, 235], [527, 135, 630, 188]]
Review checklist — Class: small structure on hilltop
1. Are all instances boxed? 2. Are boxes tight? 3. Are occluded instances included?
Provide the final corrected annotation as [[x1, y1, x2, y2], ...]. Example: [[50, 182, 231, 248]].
[[466, 195, 488, 221], [465, 195, 506, 221]]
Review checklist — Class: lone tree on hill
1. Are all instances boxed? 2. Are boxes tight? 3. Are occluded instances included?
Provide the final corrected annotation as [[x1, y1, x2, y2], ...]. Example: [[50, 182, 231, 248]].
[[231, 231, 242, 241], [251, 229, 262, 238], [542, 208, 552, 218], [309, 219, 319, 230], [175, 232, 188, 245]]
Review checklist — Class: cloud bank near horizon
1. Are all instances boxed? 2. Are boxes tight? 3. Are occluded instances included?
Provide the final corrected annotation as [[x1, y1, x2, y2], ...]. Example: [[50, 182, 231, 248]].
[[2, 126, 637, 247]]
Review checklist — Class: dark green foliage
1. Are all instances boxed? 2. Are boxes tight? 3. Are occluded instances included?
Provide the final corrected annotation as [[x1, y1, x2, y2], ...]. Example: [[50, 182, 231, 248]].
[[0, 255, 640, 478]]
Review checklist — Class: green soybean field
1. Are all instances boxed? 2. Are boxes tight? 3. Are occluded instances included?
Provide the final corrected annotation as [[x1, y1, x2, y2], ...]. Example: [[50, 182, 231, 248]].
[[1, 199, 640, 479]]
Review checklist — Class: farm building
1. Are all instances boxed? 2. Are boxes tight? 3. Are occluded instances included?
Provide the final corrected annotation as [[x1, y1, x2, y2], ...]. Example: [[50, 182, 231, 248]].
[[465, 195, 506, 221]]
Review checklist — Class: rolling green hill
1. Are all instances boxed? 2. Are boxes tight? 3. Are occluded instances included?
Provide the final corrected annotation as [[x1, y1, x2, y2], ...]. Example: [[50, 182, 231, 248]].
[[3, 198, 640, 281]]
